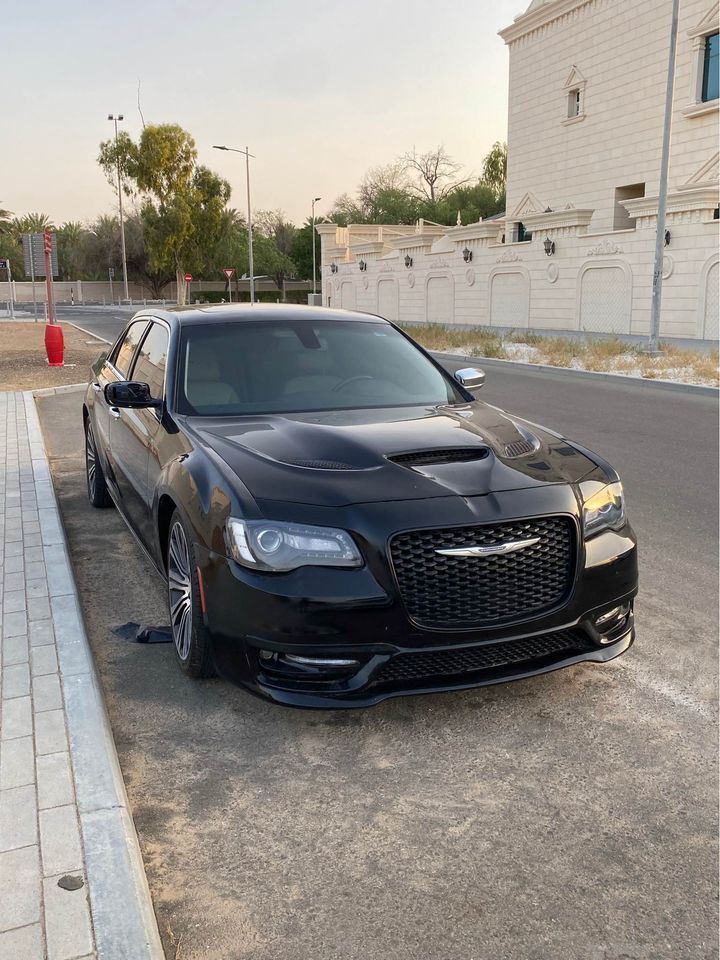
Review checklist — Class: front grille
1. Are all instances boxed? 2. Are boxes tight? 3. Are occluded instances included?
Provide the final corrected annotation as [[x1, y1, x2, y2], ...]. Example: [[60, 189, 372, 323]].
[[390, 516, 575, 629], [389, 448, 489, 467], [372, 629, 589, 686]]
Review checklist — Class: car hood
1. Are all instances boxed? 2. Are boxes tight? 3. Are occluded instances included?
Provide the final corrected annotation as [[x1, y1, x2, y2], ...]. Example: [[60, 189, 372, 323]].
[[184, 402, 597, 506]]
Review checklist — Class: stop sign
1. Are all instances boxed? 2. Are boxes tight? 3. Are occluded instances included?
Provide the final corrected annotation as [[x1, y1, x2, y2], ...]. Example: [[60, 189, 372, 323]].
[[184, 273, 193, 283]]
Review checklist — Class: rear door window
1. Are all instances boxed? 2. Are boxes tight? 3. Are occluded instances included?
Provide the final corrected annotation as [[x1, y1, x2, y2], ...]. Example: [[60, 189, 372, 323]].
[[112, 321, 149, 378]]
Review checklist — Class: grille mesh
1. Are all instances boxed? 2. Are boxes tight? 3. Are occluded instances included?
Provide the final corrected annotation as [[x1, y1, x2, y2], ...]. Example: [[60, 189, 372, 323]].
[[391, 516, 575, 629], [372, 630, 588, 685], [504, 439, 536, 458]]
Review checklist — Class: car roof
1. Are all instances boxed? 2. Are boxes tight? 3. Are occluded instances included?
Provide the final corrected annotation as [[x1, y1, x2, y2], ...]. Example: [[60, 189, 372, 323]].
[[129, 303, 389, 328]]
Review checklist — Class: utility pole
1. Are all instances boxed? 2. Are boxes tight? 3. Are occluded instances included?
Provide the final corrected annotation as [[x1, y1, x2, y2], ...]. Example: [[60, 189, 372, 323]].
[[311, 197, 322, 295], [648, 0, 680, 353], [108, 114, 130, 301], [213, 144, 256, 303]]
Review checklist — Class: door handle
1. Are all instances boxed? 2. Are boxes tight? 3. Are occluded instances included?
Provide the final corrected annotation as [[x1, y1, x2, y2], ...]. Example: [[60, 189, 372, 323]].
[[92, 382, 102, 393], [109, 407, 121, 419]]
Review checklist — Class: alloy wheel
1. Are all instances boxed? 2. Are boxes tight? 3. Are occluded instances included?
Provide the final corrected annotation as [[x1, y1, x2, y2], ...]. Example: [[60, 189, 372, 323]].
[[168, 521, 193, 661], [86, 426, 97, 499]]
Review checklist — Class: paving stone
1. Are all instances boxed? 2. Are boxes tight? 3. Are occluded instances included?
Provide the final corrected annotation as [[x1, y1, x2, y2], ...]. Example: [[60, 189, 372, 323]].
[[3, 541, 23, 558], [3, 554, 24, 574], [27, 597, 51, 622], [30, 643, 58, 677], [36, 753, 74, 811], [0, 736, 35, 789], [1, 697, 32, 740], [29, 620, 54, 646], [2, 633, 29, 666], [43, 873, 94, 960], [2, 609, 27, 639], [34, 711, 67, 756], [2, 661, 30, 699], [0, 922, 44, 960], [44, 547, 74, 598], [3, 572, 24, 593], [0, 783, 38, 850], [39, 805, 83, 877], [3, 589, 26, 614], [25, 561, 46, 582], [32, 673, 63, 713], [0, 846, 41, 931], [26, 578, 48, 599], [24, 546, 44, 564]]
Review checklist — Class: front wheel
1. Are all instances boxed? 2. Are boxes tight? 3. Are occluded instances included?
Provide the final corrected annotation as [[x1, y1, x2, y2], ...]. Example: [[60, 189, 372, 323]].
[[85, 420, 113, 508], [167, 510, 215, 678]]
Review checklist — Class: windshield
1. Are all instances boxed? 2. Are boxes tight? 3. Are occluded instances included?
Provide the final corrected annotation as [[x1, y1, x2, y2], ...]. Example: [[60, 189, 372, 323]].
[[176, 319, 464, 416]]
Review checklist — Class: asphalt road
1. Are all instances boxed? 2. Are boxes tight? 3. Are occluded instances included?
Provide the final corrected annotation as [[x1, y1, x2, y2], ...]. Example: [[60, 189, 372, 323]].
[[37, 310, 718, 960]]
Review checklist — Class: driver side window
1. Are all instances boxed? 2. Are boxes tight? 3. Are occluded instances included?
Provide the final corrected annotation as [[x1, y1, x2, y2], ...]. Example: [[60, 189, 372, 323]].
[[130, 322, 170, 401]]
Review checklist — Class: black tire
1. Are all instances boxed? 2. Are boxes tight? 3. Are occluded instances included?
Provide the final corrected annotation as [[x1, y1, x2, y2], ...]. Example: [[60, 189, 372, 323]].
[[166, 509, 215, 678], [85, 419, 113, 508]]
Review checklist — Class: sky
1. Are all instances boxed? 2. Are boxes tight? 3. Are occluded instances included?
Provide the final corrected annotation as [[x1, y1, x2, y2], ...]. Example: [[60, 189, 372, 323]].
[[4, 0, 523, 227]]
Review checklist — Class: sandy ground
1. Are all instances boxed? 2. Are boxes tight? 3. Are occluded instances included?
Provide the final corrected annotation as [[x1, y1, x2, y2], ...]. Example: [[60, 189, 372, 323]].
[[0, 321, 106, 391]]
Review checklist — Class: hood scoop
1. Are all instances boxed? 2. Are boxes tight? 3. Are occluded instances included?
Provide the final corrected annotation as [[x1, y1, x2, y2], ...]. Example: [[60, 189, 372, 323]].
[[284, 458, 357, 471], [389, 447, 490, 468]]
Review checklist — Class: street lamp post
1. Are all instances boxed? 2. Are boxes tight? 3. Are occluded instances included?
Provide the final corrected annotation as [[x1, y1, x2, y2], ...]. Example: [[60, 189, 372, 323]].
[[108, 114, 129, 301], [311, 197, 322, 295], [213, 144, 255, 303]]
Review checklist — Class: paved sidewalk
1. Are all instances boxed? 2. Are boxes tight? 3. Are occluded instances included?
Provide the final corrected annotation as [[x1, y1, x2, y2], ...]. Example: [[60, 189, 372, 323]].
[[0, 391, 163, 960]]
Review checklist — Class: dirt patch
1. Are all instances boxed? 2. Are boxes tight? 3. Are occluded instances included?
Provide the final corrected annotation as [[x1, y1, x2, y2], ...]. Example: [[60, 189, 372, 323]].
[[0, 321, 106, 391]]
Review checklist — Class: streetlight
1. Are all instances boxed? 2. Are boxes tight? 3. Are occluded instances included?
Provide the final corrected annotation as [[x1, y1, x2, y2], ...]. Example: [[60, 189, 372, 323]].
[[311, 196, 322, 295], [107, 114, 129, 301], [213, 145, 255, 303]]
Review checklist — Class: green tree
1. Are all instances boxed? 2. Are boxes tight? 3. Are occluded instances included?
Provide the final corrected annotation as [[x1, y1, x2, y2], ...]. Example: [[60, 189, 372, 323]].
[[481, 141, 507, 202], [98, 124, 230, 304], [56, 221, 88, 280], [290, 220, 319, 281]]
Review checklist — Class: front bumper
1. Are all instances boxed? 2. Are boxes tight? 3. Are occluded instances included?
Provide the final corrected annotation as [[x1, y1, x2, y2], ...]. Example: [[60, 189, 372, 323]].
[[197, 486, 638, 708]]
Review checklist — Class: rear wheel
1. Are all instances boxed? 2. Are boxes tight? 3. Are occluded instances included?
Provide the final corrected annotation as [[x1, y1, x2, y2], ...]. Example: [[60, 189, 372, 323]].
[[85, 420, 112, 508], [167, 510, 215, 678]]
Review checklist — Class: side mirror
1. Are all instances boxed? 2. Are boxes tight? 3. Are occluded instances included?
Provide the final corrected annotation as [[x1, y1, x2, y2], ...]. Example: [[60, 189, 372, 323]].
[[105, 381, 161, 409], [454, 367, 485, 391]]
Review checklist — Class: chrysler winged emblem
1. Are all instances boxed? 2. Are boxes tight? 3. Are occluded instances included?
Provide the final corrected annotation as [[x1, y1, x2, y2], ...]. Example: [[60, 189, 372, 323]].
[[435, 537, 540, 558]]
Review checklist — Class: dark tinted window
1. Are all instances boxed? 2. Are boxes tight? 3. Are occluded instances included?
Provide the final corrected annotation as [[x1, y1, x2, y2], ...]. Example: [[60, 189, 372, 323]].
[[703, 32, 719, 102], [112, 321, 149, 378], [177, 319, 462, 416], [131, 323, 169, 400]]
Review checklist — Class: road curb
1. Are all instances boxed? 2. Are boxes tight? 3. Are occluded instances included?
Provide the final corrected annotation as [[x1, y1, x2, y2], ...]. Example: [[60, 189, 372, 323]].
[[24, 389, 165, 960], [432, 351, 719, 396]]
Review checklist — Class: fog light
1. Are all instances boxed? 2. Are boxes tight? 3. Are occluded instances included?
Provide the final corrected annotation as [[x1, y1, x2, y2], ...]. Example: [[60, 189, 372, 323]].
[[595, 602, 630, 627], [284, 654, 358, 667], [259, 649, 276, 662]]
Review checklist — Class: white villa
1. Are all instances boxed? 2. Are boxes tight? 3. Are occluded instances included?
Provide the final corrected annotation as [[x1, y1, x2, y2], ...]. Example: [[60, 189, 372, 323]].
[[317, 0, 720, 341]]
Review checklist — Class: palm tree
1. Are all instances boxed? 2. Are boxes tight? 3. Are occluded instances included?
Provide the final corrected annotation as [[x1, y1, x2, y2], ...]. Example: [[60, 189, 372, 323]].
[[0, 204, 11, 234]]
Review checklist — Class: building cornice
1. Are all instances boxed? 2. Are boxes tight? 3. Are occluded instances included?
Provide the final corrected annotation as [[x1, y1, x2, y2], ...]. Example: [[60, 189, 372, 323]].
[[499, 0, 593, 45], [348, 241, 387, 257], [622, 185, 720, 219], [445, 220, 505, 242], [520, 207, 595, 232]]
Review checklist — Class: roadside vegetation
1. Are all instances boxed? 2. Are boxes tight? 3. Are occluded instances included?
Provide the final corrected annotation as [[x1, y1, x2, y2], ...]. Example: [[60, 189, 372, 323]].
[[399, 323, 719, 387]]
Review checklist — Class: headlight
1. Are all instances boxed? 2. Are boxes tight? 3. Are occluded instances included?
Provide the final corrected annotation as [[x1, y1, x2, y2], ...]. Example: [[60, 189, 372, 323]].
[[582, 481, 625, 538], [225, 518, 362, 572]]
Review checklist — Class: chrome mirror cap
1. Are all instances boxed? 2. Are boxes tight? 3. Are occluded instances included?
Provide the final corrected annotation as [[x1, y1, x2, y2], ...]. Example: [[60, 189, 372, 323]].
[[454, 367, 486, 390]]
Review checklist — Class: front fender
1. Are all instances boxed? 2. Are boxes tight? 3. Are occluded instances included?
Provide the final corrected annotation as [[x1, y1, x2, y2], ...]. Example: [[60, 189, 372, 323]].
[[152, 444, 260, 562]]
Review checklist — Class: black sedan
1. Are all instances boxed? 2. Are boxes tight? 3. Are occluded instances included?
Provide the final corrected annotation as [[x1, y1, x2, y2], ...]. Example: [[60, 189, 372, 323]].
[[83, 304, 638, 708]]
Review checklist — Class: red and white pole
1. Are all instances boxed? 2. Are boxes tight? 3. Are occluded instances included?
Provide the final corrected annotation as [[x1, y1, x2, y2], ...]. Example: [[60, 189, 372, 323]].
[[43, 231, 64, 366]]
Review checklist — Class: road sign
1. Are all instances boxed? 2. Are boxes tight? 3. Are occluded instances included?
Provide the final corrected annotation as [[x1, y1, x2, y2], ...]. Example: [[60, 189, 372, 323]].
[[223, 268, 235, 280], [108, 267, 115, 278], [184, 273, 193, 283], [0, 258, 9, 270], [22, 233, 58, 278]]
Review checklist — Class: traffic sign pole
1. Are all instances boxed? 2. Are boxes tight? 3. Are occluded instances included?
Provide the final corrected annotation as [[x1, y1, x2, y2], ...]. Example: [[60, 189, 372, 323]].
[[43, 231, 64, 366], [223, 268, 235, 302], [0, 258, 13, 318]]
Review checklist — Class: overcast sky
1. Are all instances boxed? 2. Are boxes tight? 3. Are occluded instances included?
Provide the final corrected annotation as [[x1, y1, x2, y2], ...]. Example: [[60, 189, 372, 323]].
[[5, 0, 522, 226]]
